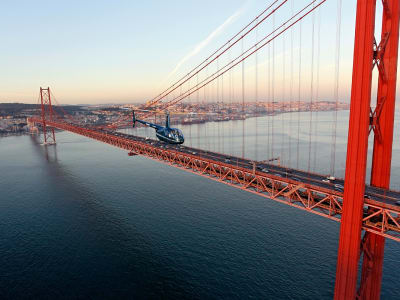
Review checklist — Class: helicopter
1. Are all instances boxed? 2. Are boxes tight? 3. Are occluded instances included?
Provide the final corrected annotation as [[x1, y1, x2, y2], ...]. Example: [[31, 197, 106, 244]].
[[132, 110, 185, 144]]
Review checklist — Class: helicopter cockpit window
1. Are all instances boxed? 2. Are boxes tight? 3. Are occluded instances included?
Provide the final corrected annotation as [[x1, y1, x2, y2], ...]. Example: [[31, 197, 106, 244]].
[[174, 129, 183, 137]]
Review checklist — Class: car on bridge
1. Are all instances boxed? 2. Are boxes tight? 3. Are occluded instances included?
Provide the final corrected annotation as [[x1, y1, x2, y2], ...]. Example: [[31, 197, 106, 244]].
[[334, 184, 344, 192]]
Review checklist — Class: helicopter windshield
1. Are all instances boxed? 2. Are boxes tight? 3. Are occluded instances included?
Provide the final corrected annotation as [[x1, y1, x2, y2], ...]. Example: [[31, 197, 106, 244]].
[[168, 129, 183, 141], [173, 129, 183, 137]]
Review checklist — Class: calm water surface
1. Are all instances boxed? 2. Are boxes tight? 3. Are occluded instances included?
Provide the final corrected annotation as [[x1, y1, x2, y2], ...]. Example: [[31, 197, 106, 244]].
[[1, 111, 399, 299]]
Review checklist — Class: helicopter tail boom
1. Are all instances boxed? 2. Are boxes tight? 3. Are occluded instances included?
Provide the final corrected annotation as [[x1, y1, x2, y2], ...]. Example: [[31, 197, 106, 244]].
[[132, 110, 162, 130]]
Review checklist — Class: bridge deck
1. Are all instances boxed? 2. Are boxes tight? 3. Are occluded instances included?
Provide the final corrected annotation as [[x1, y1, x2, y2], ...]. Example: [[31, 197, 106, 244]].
[[29, 118, 400, 242]]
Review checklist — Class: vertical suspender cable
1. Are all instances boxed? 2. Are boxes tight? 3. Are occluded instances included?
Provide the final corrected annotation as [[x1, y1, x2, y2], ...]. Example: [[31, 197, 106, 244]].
[[188, 81, 192, 147], [205, 68, 210, 151], [213, 79, 216, 152], [330, 0, 342, 176], [289, 0, 294, 167], [197, 73, 200, 148], [281, 23, 286, 166], [230, 48, 234, 156], [221, 70, 225, 153], [297, 21, 302, 169], [178, 86, 183, 112], [272, 13, 276, 162], [313, 6, 321, 171], [267, 43, 271, 160], [203, 74, 206, 150], [242, 38, 245, 158], [147, 0, 285, 110], [307, 3, 316, 173], [217, 58, 221, 152], [255, 17, 259, 161]]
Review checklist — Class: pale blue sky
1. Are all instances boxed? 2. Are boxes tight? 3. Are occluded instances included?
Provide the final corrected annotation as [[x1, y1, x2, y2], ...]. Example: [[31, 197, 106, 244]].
[[0, 1, 373, 104]]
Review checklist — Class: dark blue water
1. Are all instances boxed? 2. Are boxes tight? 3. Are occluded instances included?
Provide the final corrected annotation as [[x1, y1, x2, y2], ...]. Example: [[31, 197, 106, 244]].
[[1, 113, 400, 299]]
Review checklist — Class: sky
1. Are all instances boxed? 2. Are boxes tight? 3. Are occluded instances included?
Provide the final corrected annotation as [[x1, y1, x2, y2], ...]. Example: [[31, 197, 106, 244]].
[[0, 0, 382, 105]]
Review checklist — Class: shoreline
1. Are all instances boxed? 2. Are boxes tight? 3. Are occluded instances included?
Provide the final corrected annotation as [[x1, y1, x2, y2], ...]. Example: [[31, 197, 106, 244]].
[[1, 108, 350, 138]]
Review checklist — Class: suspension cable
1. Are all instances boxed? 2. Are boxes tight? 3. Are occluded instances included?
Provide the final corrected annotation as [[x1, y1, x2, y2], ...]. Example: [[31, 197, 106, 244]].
[[289, 0, 294, 167], [229, 47, 233, 156], [281, 22, 286, 165], [152, 0, 323, 117], [272, 13, 276, 162], [313, 5, 321, 172], [197, 73, 200, 148], [255, 17, 259, 161], [307, 3, 316, 173], [242, 38, 245, 158], [330, 0, 342, 176], [146, 0, 288, 109], [220, 67, 225, 153], [297, 21, 302, 169], [267, 42, 271, 161], [216, 58, 220, 152]]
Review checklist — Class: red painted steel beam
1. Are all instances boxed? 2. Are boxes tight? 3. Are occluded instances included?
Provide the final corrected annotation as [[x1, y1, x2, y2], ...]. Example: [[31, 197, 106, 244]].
[[40, 87, 56, 144], [360, 0, 400, 299], [27, 117, 400, 242], [40, 87, 48, 143], [334, 1, 377, 299]]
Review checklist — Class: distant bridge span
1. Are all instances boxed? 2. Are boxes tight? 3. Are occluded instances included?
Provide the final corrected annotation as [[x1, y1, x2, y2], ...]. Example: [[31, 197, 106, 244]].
[[28, 117, 400, 243]]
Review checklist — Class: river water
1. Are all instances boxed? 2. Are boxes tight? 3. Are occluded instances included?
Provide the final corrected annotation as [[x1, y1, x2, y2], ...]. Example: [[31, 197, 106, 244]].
[[1, 111, 399, 299]]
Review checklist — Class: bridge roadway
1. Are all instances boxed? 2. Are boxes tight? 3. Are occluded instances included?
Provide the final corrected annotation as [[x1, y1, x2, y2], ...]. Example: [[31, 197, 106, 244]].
[[110, 130, 400, 207], [28, 118, 400, 241]]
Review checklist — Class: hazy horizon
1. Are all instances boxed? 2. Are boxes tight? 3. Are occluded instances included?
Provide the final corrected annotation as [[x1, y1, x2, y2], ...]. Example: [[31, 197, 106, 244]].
[[1, 0, 389, 105]]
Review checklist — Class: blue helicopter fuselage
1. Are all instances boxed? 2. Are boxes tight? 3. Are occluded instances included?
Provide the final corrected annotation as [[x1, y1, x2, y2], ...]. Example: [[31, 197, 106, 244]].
[[133, 111, 184, 144], [155, 127, 184, 144]]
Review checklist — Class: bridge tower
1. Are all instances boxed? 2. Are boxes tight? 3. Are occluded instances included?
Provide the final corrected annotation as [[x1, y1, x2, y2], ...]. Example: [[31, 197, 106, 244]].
[[334, 0, 399, 299], [39, 87, 56, 145]]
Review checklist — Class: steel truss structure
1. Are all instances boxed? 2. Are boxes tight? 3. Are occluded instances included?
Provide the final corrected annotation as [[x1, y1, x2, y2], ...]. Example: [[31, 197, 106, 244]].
[[39, 87, 56, 145], [28, 118, 400, 244], [335, 0, 400, 299]]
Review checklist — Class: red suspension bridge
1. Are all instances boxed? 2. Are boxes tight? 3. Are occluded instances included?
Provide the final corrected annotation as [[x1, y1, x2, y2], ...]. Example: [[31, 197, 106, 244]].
[[27, 0, 400, 299]]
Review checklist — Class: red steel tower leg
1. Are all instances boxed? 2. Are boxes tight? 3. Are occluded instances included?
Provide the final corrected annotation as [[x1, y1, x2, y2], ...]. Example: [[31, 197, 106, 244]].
[[334, 0, 400, 299], [40, 87, 56, 145], [334, 1, 376, 297], [359, 0, 400, 299]]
